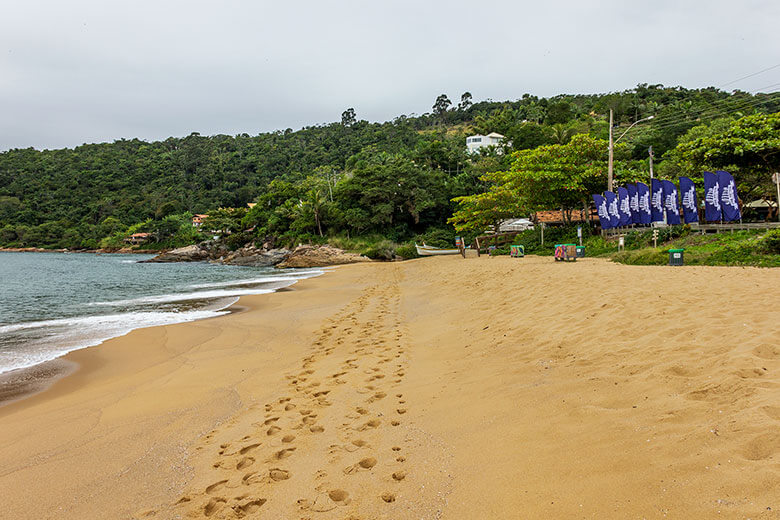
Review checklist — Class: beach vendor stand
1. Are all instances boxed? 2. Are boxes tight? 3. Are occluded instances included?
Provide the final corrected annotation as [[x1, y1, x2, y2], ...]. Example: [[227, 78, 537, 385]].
[[510, 245, 524, 258]]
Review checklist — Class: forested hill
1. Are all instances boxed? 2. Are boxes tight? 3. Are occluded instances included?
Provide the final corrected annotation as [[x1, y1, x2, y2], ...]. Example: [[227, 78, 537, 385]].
[[1, 84, 778, 249]]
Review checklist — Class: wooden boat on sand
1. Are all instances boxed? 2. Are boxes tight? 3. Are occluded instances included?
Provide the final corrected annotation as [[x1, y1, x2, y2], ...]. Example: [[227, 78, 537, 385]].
[[415, 244, 462, 256]]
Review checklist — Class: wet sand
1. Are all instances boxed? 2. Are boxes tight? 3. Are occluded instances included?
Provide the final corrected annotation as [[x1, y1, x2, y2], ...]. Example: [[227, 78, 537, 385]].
[[0, 256, 778, 519]]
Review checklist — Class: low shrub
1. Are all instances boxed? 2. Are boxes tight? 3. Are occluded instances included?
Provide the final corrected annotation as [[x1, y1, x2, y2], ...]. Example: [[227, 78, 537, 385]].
[[759, 229, 780, 254], [394, 243, 419, 259], [611, 248, 667, 265], [415, 228, 455, 249], [362, 239, 397, 261]]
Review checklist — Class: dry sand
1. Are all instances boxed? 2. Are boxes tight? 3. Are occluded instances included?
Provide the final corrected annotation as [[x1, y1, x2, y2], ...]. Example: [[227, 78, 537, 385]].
[[0, 255, 778, 519]]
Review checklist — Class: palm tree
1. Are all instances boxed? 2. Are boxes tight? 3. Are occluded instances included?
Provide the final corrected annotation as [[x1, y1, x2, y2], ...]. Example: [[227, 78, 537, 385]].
[[548, 123, 577, 144]]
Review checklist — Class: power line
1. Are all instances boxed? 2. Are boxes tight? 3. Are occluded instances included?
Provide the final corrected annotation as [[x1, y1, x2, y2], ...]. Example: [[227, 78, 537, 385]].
[[637, 90, 780, 132], [719, 63, 780, 88], [647, 92, 779, 131], [643, 79, 780, 129]]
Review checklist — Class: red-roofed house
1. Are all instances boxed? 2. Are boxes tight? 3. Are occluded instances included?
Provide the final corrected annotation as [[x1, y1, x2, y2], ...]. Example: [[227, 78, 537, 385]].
[[533, 208, 597, 225], [192, 214, 208, 228], [124, 232, 151, 245]]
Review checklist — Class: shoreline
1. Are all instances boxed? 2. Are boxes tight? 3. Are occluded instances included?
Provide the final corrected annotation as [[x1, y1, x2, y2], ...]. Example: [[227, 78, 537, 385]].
[[1, 256, 778, 519], [0, 300, 252, 409], [0, 247, 161, 254]]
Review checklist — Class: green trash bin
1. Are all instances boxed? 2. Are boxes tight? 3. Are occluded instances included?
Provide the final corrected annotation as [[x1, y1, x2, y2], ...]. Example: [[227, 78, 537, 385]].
[[576, 246, 585, 258], [669, 248, 685, 266]]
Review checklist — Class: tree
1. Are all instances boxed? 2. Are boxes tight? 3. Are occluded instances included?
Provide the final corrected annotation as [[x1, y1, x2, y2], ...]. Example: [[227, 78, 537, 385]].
[[292, 177, 331, 236], [547, 123, 578, 145], [484, 135, 641, 223], [202, 207, 247, 237], [674, 111, 780, 200], [341, 108, 357, 127], [336, 153, 448, 234], [458, 92, 473, 111], [448, 185, 524, 241], [432, 94, 452, 122]]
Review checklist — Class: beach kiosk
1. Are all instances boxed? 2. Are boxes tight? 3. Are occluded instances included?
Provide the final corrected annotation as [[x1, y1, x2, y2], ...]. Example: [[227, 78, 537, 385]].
[[510, 245, 525, 258]]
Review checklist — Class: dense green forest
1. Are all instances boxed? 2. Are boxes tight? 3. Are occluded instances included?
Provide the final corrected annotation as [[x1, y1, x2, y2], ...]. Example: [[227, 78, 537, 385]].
[[1, 84, 778, 249]]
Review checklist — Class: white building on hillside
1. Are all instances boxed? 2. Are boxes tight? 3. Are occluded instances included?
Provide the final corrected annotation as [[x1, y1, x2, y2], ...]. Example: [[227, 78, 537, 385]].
[[466, 132, 505, 154]]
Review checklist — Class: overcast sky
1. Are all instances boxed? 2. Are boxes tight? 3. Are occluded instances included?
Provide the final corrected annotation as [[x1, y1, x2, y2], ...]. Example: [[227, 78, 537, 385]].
[[1, 0, 778, 151]]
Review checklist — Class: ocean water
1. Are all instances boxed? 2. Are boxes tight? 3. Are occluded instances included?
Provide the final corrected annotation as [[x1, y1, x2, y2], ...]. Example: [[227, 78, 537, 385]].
[[0, 252, 323, 374]]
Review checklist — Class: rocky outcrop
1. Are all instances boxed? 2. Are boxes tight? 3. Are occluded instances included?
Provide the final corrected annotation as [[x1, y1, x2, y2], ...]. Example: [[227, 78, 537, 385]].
[[221, 245, 291, 267], [141, 244, 211, 263], [276, 245, 370, 268], [141, 242, 369, 268]]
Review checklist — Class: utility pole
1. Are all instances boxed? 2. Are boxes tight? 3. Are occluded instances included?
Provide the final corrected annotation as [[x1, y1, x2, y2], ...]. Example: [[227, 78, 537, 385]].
[[774, 172, 780, 222], [607, 109, 614, 192], [648, 146, 654, 179], [607, 113, 654, 192]]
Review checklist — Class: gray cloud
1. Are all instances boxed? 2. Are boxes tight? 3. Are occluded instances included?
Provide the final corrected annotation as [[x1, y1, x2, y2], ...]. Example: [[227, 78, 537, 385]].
[[1, 0, 778, 150]]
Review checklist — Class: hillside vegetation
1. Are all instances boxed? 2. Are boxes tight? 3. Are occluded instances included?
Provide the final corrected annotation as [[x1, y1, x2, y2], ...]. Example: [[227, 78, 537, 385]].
[[1, 85, 778, 250]]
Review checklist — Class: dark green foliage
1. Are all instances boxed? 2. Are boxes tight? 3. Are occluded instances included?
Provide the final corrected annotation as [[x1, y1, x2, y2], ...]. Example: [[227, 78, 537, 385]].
[[759, 229, 780, 254], [606, 229, 780, 267], [1, 85, 778, 250], [394, 243, 419, 259], [361, 239, 397, 261], [415, 228, 456, 249]]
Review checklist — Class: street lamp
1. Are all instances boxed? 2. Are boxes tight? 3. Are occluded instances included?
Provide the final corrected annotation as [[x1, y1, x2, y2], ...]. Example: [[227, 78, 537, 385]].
[[607, 111, 654, 191]]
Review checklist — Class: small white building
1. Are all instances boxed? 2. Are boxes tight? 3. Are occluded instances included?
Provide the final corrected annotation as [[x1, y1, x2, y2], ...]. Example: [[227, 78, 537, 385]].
[[466, 132, 505, 154], [499, 218, 535, 232]]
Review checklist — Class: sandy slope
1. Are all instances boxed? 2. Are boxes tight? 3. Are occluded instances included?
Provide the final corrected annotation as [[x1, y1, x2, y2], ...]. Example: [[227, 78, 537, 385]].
[[0, 255, 778, 519]]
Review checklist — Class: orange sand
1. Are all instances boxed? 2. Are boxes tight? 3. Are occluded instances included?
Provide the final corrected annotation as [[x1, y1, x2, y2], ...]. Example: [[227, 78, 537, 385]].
[[0, 255, 778, 519]]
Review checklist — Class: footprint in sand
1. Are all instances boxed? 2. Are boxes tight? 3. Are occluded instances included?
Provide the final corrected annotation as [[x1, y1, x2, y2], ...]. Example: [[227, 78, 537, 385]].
[[234, 498, 266, 515], [357, 419, 381, 431], [381, 492, 396, 503], [273, 447, 297, 460], [742, 432, 780, 460], [752, 344, 780, 360], [236, 457, 255, 470], [204, 497, 226, 517], [344, 456, 378, 474], [205, 480, 228, 495], [242, 471, 261, 485], [269, 468, 291, 481], [239, 443, 260, 455]]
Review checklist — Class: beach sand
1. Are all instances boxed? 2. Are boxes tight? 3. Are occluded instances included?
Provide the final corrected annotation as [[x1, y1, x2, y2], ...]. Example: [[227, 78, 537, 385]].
[[0, 255, 778, 519]]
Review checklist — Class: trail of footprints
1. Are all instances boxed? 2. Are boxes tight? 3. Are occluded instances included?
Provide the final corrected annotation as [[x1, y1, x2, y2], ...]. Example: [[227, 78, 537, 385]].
[[171, 279, 413, 518]]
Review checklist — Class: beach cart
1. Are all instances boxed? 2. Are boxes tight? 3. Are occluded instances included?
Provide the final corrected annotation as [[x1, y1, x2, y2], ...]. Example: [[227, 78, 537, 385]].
[[554, 243, 577, 262], [510, 245, 524, 258]]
